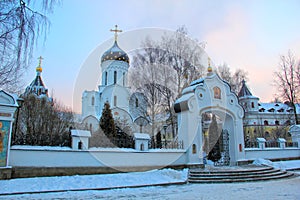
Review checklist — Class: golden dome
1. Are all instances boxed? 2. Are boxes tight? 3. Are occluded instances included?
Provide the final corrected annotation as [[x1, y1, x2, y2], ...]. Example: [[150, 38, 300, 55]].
[[36, 56, 43, 73]]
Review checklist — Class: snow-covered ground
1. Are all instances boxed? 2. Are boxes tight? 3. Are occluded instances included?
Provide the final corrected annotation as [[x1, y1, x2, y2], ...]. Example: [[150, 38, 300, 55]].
[[0, 168, 188, 195], [0, 159, 299, 199], [253, 158, 300, 170]]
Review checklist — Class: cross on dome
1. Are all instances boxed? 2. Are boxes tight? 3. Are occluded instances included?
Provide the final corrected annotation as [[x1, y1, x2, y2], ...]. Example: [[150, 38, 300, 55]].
[[110, 25, 122, 41], [207, 57, 213, 73], [36, 56, 43, 73]]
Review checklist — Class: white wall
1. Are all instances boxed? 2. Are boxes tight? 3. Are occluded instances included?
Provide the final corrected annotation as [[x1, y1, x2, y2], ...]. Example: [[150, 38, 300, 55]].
[[245, 148, 300, 161], [9, 148, 187, 168]]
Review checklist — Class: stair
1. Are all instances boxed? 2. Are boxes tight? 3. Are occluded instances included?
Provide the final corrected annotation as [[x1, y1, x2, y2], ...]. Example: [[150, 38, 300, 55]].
[[188, 165, 294, 183]]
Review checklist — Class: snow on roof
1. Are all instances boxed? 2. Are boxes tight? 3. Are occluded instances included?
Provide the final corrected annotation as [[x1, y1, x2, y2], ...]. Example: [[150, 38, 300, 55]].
[[71, 129, 91, 137], [134, 133, 150, 140], [175, 93, 194, 104], [256, 137, 266, 142], [258, 102, 294, 114], [190, 78, 204, 86], [277, 138, 286, 142]]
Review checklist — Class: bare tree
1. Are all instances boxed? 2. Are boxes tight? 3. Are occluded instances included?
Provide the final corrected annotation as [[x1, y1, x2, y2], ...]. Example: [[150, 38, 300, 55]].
[[217, 63, 248, 94], [12, 94, 74, 146], [161, 26, 205, 97], [0, 0, 59, 92], [129, 26, 205, 138], [274, 50, 300, 124]]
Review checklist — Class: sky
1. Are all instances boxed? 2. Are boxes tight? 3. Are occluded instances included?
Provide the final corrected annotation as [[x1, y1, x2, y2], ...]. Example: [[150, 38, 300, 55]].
[[25, 0, 300, 113]]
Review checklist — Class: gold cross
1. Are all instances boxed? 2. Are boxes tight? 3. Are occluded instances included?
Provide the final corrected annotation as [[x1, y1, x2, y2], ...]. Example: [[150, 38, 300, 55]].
[[110, 25, 122, 41], [38, 56, 43, 67]]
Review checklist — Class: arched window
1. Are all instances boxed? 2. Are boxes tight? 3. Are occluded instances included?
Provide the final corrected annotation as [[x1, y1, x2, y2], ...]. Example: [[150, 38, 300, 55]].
[[114, 71, 117, 84], [251, 102, 254, 108], [104, 71, 108, 85], [275, 120, 279, 125], [192, 144, 197, 154], [91, 96, 95, 106], [89, 123, 92, 131], [264, 120, 269, 125], [135, 97, 139, 107], [213, 87, 221, 99], [114, 95, 117, 106]]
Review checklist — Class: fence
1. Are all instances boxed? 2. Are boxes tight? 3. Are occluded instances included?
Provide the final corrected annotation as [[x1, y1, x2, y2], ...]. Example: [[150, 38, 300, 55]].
[[245, 140, 299, 149], [286, 142, 299, 148], [265, 141, 279, 148]]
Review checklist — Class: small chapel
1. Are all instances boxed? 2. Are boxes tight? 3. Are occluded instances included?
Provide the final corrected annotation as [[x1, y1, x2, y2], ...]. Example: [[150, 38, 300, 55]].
[[81, 26, 146, 133]]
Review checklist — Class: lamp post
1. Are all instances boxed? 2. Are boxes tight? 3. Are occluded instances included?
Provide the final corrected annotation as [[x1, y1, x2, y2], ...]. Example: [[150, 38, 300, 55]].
[[163, 124, 168, 148], [13, 97, 24, 145]]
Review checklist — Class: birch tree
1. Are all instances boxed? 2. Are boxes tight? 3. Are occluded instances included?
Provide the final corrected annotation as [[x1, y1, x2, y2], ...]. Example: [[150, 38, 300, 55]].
[[0, 0, 59, 92]]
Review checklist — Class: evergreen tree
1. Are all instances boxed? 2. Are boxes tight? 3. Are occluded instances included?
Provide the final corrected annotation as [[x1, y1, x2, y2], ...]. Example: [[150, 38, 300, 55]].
[[100, 102, 117, 140], [207, 114, 221, 162]]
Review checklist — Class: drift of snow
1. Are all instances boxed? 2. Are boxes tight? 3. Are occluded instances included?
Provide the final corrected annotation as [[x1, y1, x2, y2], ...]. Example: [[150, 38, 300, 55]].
[[253, 158, 300, 170], [0, 168, 188, 195]]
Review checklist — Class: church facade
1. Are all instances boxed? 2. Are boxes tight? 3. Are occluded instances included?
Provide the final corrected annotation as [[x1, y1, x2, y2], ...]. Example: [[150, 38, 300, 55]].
[[81, 26, 146, 133]]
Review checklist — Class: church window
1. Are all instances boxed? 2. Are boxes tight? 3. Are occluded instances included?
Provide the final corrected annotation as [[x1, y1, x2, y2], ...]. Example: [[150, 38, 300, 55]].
[[91, 96, 95, 106], [104, 72, 108, 85], [89, 123, 92, 131], [135, 98, 139, 107], [114, 71, 117, 84], [192, 144, 197, 154], [213, 87, 221, 99], [275, 120, 280, 125], [251, 102, 254, 108], [114, 95, 117, 106], [264, 120, 269, 125]]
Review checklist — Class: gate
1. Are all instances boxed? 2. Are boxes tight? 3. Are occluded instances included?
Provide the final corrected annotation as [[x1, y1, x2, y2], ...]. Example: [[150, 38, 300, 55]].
[[215, 129, 230, 166]]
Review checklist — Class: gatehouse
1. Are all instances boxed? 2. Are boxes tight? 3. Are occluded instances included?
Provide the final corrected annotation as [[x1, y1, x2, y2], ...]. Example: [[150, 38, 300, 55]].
[[174, 66, 245, 165]]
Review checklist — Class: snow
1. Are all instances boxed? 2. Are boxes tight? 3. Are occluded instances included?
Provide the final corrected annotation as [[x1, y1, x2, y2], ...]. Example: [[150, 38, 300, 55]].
[[70, 129, 91, 137], [133, 133, 150, 140], [253, 158, 300, 170], [0, 168, 188, 195], [11, 145, 185, 153], [0, 160, 299, 199], [175, 92, 194, 104], [10, 145, 73, 151]]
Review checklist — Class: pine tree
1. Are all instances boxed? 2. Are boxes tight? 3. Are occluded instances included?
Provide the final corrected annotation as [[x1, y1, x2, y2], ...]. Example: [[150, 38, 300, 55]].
[[207, 114, 221, 162], [100, 102, 117, 140]]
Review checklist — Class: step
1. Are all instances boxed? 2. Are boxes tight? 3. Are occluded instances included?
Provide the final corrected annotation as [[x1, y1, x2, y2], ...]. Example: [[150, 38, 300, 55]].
[[188, 170, 287, 180], [189, 166, 274, 174], [188, 172, 294, 183], [188, 165, 295, 183], [189, 168, 280, 177]]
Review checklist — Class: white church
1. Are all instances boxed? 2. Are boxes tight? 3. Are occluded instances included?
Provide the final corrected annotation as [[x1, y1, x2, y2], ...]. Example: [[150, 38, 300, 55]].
[[81, 26, 146, 133]]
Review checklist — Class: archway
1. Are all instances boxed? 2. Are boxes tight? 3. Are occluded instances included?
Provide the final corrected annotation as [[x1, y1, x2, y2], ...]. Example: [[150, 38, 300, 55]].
[[201, 109, 236, 166], [175, 70, 245, 166]]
